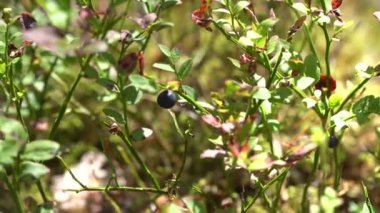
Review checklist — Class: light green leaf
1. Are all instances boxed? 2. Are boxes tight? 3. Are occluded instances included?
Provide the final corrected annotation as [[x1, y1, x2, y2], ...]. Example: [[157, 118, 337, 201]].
[[129, 74, 157, 92], [21, 140, 60, 161], [303, 54, 320, 81], [153, 63, 175, 72], [124, 85, 143, 105], [130, 127, 153, 141], [296, 76, 315, 90], [103, 108, 125, 123], [178, 59, 193, 80], [252, 88, 271, 100], [184, 198, 207, 213], [20, 161, 49, 180], [234, 1, 250, 14], [158, 44, 172, 57], [292, 3, 309, 15]]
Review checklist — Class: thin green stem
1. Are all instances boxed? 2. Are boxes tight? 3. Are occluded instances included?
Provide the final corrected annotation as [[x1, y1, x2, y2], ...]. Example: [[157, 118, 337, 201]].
[[102, 192, 122, 213], [260, 106, 274, 154], [244, 168, 289, 212], [36, 180, 48, 202], [271, 169, 289, 213], [303, 24, 321, 68], [335, 78, 370, 113], [118, 132, 160, 189], [57, 156, 87, 188], [176, 91, 210, 114], [49, 56, 93, 139], [116, 145, 146, 187], [64, 186, 167, 194], [175, 137, 188, 184], [1, 170, 24, 213], [35, 56, 59, 121], [321, 26, 332, 97], [267, 49, 284, 88], [117, 75, 130, 134], [301, 148, 320, 212], [333, 148, 341, 190]]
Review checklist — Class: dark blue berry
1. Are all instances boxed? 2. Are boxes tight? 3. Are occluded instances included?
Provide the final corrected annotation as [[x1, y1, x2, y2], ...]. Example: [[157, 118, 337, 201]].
[[157, 90, 177, 109], [328, 135, 339, 148]]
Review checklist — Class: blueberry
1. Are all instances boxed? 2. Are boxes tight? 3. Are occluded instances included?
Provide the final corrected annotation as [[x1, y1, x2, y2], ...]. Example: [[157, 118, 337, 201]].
[[328, 135, 339, 148], [157, 89, 177, 109]]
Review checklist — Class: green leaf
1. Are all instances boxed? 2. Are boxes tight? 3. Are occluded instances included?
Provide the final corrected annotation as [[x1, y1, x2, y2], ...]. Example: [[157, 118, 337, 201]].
[[234, 1, 250, 14], [20, 161, 49, 180], [184, 198, 207, 213], [153, 63, 175, 72], [36, 202, 54, 213], [361, 183, 375, 213], [21, 140, 60, 161], [227, 57, 241, 69], [355, 63, 374, 79], [323, 0, 332, 11], [271, 87, 292, 103], [130, 127, 153, 141], [303, 54, 320, 81], [352, 95, 380, 124], [331, 110, 351, 131], [150, 21, 174, 32], [160, 0, 180, 10], [103, 108, 125, 123], [158, 44, 172, 57], [129, 74, 157, 93], [0, 116, 28, 143], [182, 85, 198, 100], [252, 88, 271, 100], [292, 3, 309, 15], [208, 136, 223, 146], [96, 78, 118, 91], [178, 59, 193, 80], [124, 85, 143, 105], [212, 8, 230, 14], [0, 141, 18, 165], [248, 152, 273, 171], [84, 66, 99, 79], [161, 203, 184, 213], [296, 76, 315, 90]]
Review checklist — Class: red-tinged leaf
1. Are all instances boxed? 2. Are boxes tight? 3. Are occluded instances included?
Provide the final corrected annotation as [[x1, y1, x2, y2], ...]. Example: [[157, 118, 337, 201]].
[[332, 0, 343, 10], [201, 115, 221, 128], [22, 27, 65, 53], [19, 12, 36, 30], [118, 52, 138, 73], [131, 13, 157, 29], [191, 0, 212, 31], [288, 15, 307, 41], [286, 143, 317, 163], [373, 11, 380, 21], [314, 74, 337, 92]]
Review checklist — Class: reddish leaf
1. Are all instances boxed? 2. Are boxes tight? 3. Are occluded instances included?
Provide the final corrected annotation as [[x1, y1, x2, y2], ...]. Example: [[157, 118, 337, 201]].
[[201, 115, 222, 128], [118, 53, 138, 73], [331, 0, 343, 10], [131, 13, 157, 29], [19, 12, 36, 30], [22, 27, 65, 53], [191, 0, 212, 31], [314, 74, 337, 92], [288, 16, 307, 41]]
